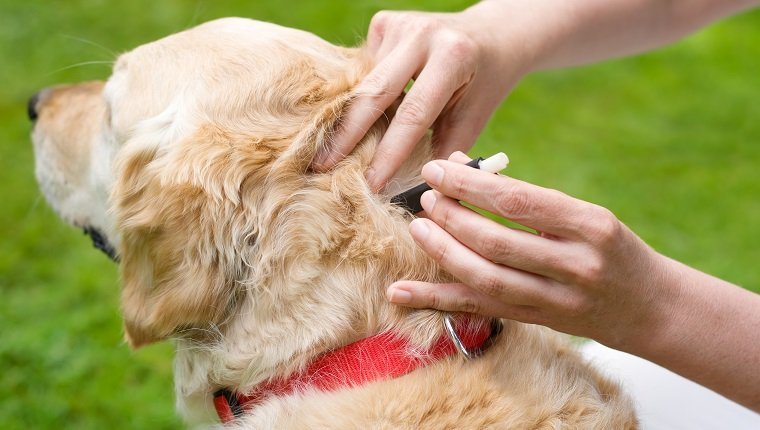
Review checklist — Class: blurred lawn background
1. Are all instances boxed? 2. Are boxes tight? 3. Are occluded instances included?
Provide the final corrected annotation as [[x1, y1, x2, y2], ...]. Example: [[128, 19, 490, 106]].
[[1, 0, 758, 428]]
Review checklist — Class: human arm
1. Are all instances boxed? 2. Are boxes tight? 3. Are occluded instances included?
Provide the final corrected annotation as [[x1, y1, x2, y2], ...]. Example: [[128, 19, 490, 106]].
[[386, 153, 760, 411], [314, 0, 759, 189]]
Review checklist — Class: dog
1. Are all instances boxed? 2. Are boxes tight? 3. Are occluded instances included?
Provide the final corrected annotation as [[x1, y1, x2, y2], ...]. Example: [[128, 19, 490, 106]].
[[30, 18, 637, 428]]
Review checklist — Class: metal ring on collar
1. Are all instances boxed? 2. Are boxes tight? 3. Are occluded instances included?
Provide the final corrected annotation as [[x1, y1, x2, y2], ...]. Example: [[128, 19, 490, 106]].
[[443, 313, 504, 360], [443, 313, 474, 360]]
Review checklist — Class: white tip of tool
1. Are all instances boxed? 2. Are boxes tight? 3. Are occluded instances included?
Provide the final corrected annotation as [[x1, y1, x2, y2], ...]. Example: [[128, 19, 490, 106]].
[[478, 152, 509, 173]]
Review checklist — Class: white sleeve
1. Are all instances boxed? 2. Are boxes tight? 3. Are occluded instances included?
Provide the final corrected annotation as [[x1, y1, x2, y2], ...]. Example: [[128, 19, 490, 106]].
[[580, 341, 760, 430]]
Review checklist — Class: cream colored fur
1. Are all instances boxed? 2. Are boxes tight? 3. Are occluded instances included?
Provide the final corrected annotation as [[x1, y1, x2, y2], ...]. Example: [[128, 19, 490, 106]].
[[31, 18, 637, 429]]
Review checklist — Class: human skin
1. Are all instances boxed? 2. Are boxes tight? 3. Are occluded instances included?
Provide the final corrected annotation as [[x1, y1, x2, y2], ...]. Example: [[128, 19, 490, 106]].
[[315, 0, 760, 411], [388, 152, 760, 411], [315, 0, 759, 190]]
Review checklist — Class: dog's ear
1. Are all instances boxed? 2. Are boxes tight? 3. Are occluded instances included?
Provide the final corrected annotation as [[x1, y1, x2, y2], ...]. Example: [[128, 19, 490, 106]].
[[118, 225, 234, 348], [112, 99, 356, 348], [113, 46, 370, 348], [277, 94, 354, 171], [271, 46, 374, 172], [113, 128, 283, 348]]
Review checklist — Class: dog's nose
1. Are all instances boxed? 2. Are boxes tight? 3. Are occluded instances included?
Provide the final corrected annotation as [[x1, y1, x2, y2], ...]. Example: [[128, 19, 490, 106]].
[[27, 90, 42, 121]]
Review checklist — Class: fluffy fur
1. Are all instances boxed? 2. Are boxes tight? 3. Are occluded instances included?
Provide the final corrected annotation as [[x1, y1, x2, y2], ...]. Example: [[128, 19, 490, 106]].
[[31, 18, 637, 428]]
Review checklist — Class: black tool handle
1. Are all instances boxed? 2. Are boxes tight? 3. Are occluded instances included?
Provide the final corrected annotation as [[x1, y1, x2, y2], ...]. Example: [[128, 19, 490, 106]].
[[390, 157, 483, 214]]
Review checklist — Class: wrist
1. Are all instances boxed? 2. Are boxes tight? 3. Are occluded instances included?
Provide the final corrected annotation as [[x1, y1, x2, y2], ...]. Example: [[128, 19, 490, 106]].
[[458, 0, 539, 79], [617, 252, 736, 364], [461, 0, 587, 75], [615, 252, 691, 357]]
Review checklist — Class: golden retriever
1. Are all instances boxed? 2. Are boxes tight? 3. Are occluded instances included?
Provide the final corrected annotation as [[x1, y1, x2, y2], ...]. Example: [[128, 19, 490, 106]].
[[30, 18, 637, 428]]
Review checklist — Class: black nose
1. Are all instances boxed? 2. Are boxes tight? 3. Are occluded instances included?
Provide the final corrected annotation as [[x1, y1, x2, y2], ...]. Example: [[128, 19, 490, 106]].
[[28, 91, 42, 121]]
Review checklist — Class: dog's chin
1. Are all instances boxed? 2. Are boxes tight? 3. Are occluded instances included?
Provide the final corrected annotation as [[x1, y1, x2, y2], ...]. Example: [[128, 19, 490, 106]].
[[35, 183, 119, 262]]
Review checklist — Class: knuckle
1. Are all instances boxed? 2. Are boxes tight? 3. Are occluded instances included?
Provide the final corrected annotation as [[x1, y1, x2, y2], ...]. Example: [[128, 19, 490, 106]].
[[557, 258, 590, 286], [369, 11, 392, 35], [585, 206, 622, 246], [427, 290, 445, 310], [543, 251, 572, 275], [439, 30, 478, 62], [477, 230, 511, 261], [430, 240, 452, 265], [448, 168, 469, 198], [472, 272, 504, 298], [495, 182, 532, 218], [413, 15, 442, 34], [361, 73, 392, 98], [434, 198, 454, 231], [574, 254, 607, 286], [395, 98, 430, 128], [456, 296, 481, 314], [560, 294, 593, 318]]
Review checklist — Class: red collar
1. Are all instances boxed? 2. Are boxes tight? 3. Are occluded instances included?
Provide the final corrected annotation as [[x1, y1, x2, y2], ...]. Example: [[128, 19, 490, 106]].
[[213, 315, 501, 424]]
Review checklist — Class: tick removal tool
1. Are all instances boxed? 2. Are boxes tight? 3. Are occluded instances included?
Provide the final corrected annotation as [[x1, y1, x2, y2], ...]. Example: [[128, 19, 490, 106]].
[[390, 152, 509, 213]]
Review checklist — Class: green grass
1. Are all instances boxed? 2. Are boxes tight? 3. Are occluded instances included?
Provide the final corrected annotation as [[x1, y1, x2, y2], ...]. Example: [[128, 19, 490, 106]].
[[1, 1, 758, 428]]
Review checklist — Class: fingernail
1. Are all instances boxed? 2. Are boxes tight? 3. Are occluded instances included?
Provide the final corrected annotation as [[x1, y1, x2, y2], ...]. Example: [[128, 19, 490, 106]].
[[387, 285, 413, 304], [420, 190, 437, 212], [365, 167, 378, 189], [409, 218, 430, 241], [422, 161, 444, 186]]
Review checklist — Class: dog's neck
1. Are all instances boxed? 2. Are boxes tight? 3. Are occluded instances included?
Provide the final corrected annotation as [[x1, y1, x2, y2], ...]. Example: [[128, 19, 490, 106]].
[[212, 314, 499, 423], [173, 133, 465, 421]]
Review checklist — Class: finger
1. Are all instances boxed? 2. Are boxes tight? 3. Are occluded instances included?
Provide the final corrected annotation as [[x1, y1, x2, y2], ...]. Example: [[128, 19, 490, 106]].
[[386, 281, 545, 323], [420, 160, 598, 239], [420, 190, 576, 280], [407, 217, 555, 307], [313, 45, 424, 171], [367, 54, 471, 190], [366, 11, 392, 52], [447, 151, 471, 163], [432, 105, 489, 160], [413, 153, 458, 220], [432, 83, 507, 159]]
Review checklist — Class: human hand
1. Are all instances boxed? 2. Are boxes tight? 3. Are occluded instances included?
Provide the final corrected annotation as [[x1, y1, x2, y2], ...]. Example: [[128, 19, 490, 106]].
[[313, 3, 527, 191], [387, 152, 678, 350], [313, 0, 759, 190]]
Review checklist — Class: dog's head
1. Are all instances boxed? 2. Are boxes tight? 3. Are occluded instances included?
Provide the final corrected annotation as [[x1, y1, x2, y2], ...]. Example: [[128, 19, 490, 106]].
[[31, 18, 438, 354]]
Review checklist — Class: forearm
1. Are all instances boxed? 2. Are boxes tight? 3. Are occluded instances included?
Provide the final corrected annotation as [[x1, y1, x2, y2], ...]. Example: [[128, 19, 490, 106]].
[[463, 0, 758, 72], [629, 254, 760, 411], [390, 157, 760, 410]]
